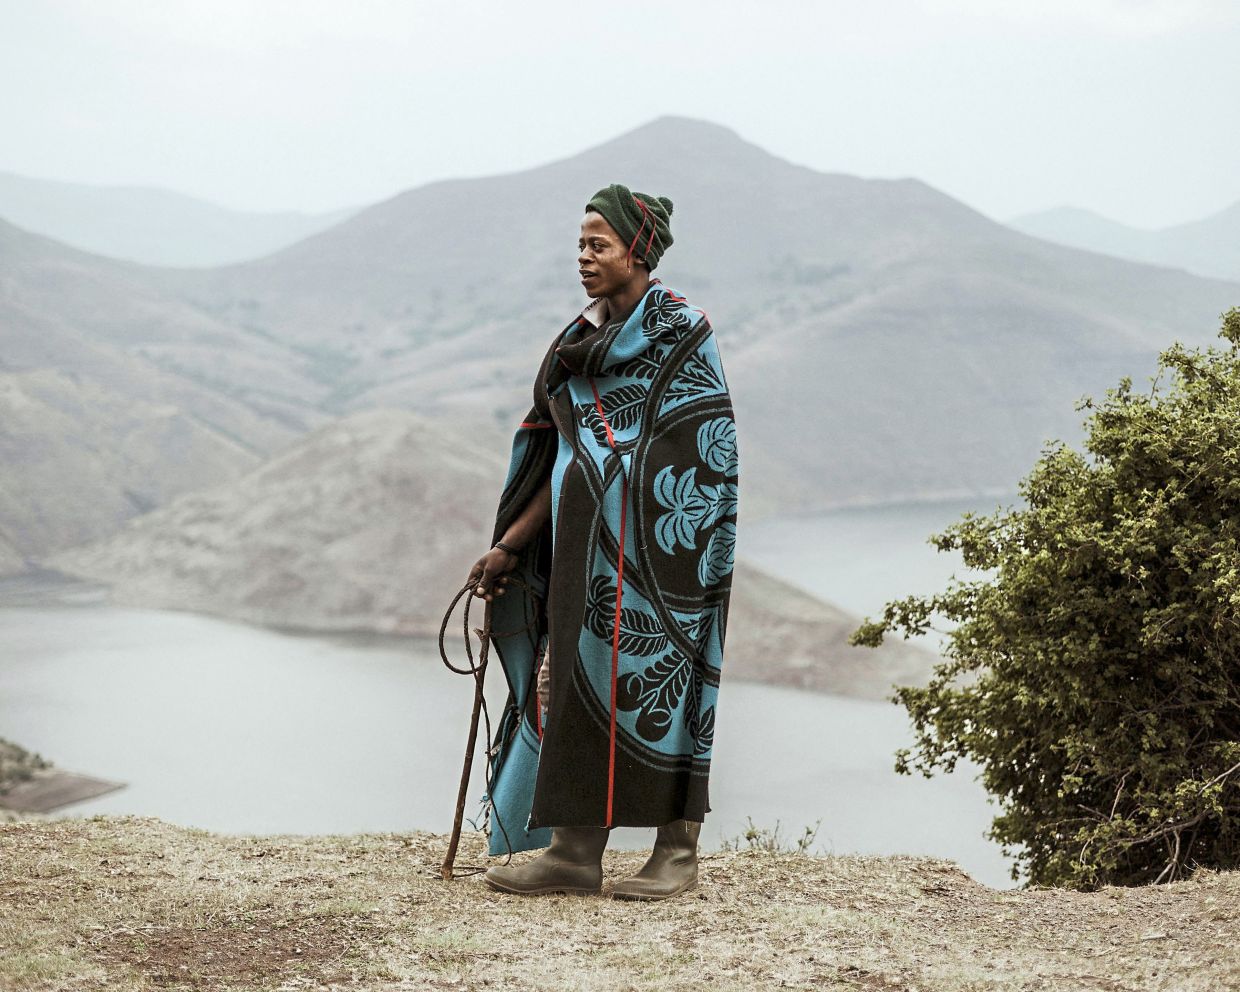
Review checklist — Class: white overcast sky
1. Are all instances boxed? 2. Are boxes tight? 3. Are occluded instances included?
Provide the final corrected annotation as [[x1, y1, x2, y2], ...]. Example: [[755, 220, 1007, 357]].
[[3, 0, 1237, 228]]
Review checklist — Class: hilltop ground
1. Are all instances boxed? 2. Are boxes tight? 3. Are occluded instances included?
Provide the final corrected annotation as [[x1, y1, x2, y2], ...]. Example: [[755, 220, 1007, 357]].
[[1, 817, 1235, 992]]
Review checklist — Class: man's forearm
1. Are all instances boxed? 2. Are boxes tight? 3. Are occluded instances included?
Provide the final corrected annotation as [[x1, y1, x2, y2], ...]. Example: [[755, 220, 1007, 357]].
[[499, 473, 553, 550]]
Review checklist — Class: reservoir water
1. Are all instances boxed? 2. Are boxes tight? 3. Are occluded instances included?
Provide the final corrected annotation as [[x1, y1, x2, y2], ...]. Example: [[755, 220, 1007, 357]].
[[1, 497, 1021, 887]]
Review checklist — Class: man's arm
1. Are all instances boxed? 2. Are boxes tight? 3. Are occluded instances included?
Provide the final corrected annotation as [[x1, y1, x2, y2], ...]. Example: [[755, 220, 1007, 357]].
[[470, 467, 553, 600], [498, 471, 552, 551]]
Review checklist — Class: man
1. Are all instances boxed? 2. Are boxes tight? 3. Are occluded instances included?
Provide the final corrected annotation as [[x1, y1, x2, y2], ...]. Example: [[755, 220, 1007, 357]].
[[466, 183, 738, 900]]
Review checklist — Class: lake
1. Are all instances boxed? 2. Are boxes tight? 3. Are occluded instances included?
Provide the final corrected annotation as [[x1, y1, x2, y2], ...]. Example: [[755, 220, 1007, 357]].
[[0, 496, 1022, 887]]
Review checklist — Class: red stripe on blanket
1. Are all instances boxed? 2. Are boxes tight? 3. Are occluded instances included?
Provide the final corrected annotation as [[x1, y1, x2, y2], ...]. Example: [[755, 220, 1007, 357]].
[[660, 285, 709, 323], [588, 380, 616, 448], [519, 421, 552, 429], [589, 375, 624, 827], [607, 474, 627, 827]]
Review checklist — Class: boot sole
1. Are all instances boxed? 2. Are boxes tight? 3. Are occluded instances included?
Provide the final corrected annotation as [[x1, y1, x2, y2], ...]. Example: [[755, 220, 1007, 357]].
[[483, 875, 600, 897], [609, 876, 698, 901]]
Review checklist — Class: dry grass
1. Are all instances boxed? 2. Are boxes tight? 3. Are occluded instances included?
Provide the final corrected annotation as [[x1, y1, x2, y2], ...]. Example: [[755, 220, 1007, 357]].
[[1, 815, 1236, 991]]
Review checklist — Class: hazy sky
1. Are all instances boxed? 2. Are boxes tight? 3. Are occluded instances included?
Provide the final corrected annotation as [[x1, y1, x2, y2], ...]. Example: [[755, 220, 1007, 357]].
[[3, 0, 1238, 228]]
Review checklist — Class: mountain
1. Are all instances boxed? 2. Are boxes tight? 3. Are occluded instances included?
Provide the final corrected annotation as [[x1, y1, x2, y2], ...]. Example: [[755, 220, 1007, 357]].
[[0, 218, 333, 561], [0, 217, 330, 425], [44, 409, 931, 700], [136, 115, 1240, 515], [8, 116, 1238, 565], [1010, 202, 1240, 283], [0, 170, 359, 267]]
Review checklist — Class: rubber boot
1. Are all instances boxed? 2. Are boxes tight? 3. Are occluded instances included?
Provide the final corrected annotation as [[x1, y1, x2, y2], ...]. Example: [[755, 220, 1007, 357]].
[[610, 819, 701, 901], [483, 826, 610, 896]]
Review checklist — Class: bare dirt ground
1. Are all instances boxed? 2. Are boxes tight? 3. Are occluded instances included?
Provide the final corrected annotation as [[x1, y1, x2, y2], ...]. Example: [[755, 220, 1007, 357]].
[[1, 816, 1236, 991]]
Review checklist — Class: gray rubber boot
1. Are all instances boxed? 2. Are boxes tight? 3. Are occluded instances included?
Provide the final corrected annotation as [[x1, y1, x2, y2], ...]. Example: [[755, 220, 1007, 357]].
[[610, 819, 701, 901], [483, 826, 610, 896]]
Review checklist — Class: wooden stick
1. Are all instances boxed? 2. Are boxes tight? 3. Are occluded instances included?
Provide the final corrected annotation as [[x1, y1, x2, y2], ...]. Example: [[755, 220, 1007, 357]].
[[441, 605, 490, 880]]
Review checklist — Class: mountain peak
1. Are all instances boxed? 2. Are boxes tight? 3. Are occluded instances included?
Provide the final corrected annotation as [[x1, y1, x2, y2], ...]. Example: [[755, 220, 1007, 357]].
[[582, 114, 774, 165], [625, 115, 745, 141]]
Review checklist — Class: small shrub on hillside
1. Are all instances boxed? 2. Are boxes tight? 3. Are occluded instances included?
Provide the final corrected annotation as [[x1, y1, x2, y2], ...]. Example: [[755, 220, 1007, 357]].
[[0, 737, 51, 794], [721, 816, 823, 856]]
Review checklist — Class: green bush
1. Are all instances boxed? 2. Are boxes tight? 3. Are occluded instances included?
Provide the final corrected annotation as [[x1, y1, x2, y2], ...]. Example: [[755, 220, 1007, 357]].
[[851, 308, 1240, 889]]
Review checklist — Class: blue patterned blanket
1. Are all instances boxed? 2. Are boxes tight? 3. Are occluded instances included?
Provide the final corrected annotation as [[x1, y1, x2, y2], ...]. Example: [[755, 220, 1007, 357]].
[[481, 279, 738, 855]]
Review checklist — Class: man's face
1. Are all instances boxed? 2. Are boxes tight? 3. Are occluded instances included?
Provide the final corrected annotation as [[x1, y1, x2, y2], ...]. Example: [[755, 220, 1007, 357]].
[[578, 211, 644, 298]]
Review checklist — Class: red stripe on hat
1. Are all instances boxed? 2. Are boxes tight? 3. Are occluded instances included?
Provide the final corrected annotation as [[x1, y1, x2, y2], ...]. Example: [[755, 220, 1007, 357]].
[[627, 194, 661, 266]]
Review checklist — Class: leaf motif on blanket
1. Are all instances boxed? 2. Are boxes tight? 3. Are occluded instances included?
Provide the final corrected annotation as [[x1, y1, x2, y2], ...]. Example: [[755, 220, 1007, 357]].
[[683, 661, 702, 729], [616, 647, 692, 742], [596, 383, 647, 432], [577, 403, 611, 449], [698, 482, 739, 526], [690, 705, 715, 756], [654, 468, 738, 557], [681, 609, 711, 651], [697, 521, 737, 587], [575, 384, 647, 449], [697, 417, 739, 476], [584, 574, 668, 657], [640, 288, 694, 340], [653, 466, 714, 553], [665, 352, 724, 403], [577, 408, 633, 455], [615, 642, 715, 750], [614, 346, 668, 382]]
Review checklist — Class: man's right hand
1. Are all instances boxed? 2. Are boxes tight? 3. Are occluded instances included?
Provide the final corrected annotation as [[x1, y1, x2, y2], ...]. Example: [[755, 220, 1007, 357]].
[[466, 547, 518, 601]]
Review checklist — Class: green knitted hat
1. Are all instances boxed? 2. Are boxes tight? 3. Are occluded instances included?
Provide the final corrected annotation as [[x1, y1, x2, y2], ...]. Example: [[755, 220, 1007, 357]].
[[585, 184, 674, 270]]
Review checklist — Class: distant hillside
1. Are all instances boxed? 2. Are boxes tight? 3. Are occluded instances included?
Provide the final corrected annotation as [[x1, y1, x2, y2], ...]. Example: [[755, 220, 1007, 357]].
[[44, 409, 931, 701], [0, 218, 331, 561], [138, 115, 1240, 514], [1010, 202, 1240, 283], [0, 170, 358, 267], [7, 117, 1238, 562], [44, 409, 501, 633]]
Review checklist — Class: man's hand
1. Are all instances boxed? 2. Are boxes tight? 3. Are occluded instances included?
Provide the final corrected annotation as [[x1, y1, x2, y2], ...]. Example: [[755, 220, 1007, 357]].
[[466, 547, 517, 601]]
